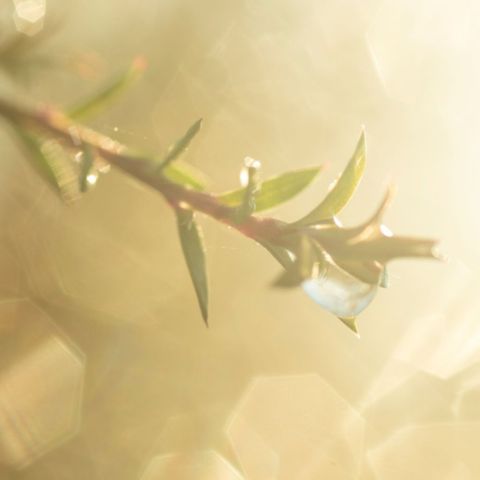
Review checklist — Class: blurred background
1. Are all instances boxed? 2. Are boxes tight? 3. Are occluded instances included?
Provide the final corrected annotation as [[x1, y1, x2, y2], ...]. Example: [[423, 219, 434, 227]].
[[0, 0, 479, 478]]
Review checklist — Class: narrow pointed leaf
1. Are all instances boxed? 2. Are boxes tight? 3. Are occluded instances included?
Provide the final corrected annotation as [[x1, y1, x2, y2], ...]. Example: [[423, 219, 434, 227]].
[[347, 187, 397, 243], [177, 209, 209, 325], [162, 161, 207, 191], [217, 166, 322, 212], [273, 236, 321, 288], [258, 240, 294, 269], [12, 126, 59, 191], [68, 57, 146, 121], [158, 119, 202, 169], [338, 317, 359, 336], [12, 126, 79, 203], [38, 139, 80, 203], [294, 130, 366, 225], [345, 236, 439, 263]]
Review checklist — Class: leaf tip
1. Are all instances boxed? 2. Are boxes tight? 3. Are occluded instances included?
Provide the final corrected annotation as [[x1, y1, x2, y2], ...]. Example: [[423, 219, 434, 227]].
[[379, 266, 389, 288], [201, 309, 209, 328], [368, 184, 397, 227], [360, 124, 366, 139], [431, 243, 447, 262], [176, 209, 209, 328], [132, 55, 148, 72], [338, 316, 360, 336], [191, 118, 203, 135], [356, 128, 367, 165], [311, 164, 325, 181]]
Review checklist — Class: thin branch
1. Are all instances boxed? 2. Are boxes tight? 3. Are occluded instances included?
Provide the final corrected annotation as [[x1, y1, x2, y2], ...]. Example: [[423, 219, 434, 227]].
[[0, 97, 287, 242], [0, 96, 440, 329]]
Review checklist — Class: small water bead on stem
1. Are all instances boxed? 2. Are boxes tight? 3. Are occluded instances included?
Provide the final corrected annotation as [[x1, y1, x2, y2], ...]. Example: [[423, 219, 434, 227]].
[[380, 223, 393, 237], [85, 172, 98, 186], [0, 96, 439, 329], [236, 156, 262, 221], [239, 156, 261, 187]]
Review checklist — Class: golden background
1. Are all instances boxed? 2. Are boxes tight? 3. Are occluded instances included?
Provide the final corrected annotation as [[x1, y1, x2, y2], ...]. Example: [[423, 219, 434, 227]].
[[0, 0, 479, 478]]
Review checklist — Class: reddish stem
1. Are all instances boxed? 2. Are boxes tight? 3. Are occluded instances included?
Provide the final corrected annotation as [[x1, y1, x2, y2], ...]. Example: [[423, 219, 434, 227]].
[[0, 97, 287, 242]]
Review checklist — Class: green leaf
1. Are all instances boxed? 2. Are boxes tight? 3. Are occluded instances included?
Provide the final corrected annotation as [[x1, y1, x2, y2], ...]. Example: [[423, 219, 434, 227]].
[[347, 236, 439, 263], [162, 161, 207, 191], [273, 236, 322, 288], [258, 240, 293, 269], [338, 317, 359, 335], [68, 57, 146, 121], [217, 166, 322, 212], [294, 130, 366, 226], [334, 260, 384, 286], [13, 126, 59, 191], [37, 139, 80, 203], [12, 126, 79, 203], [158, 118, 202, 169], [177, 208, 209, 325]]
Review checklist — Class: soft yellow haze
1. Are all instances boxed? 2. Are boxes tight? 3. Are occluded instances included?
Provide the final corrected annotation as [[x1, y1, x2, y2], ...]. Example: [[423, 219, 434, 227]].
[[0, 0, 479, 478]]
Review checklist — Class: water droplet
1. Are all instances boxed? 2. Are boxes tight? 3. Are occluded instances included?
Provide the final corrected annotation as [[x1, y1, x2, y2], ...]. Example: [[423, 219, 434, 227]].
[[97, 163, 111, 174], [380, 223, 393, 237], [244, 156, 261, 170], [332, 216, 343, 227], [86, 173, 98, 186], [239, 169, 249, 187], [303, 263, 377, 318], [100, 138, 121, 152], [240, 156, 261, 186]]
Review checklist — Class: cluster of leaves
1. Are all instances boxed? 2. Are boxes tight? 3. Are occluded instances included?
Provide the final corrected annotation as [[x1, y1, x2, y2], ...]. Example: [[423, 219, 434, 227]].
[[0, 29, 439, 335]]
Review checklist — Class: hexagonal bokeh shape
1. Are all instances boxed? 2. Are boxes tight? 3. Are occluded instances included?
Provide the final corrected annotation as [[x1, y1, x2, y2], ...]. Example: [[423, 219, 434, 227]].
[[140, 450, 244, 480], [453, 368, 480, 421], [227, 374, 365, 480], [0, 299, 85, 469], [13, 0, 46, 36], [368, 423, 480, 479], [393, 265, 480, 379], [11, 209, 179, 323]]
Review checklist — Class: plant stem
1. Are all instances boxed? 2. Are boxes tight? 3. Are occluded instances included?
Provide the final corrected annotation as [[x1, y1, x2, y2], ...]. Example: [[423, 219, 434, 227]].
[[0, 97, 287, 242]]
